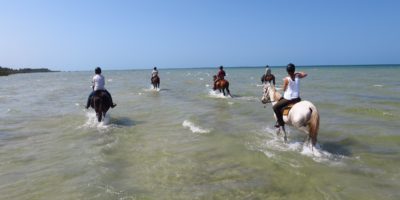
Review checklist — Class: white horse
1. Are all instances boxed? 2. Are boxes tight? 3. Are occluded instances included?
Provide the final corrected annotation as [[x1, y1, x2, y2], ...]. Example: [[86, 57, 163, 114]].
[[261, 83, 320, 146]]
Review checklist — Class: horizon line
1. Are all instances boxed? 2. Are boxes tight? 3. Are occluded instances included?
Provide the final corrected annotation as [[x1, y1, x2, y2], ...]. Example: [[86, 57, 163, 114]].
[[63, 63, 400, 72]]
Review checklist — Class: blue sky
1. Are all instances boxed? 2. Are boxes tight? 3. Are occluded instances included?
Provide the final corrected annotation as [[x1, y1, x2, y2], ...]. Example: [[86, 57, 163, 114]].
[[1, 0, 399, 71]]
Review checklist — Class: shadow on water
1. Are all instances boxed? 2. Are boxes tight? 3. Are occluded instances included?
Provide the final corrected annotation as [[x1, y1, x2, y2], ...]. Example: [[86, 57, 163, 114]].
[[230, 94, 242, 98], [111, 117, 144, 127], [320, 138, 356, 156]]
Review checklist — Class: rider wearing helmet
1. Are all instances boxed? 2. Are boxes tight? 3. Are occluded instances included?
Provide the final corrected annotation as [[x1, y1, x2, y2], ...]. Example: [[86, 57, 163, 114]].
[[85, 67, 116, 109], [152, 67, 158, 78], [273, 63, 307, 128]]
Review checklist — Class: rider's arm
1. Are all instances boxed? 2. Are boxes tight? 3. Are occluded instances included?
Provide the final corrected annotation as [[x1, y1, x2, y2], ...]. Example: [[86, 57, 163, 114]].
[[91, 77, 95, 90], [282, 77, 289, 92], [296, 72, 307, 78]]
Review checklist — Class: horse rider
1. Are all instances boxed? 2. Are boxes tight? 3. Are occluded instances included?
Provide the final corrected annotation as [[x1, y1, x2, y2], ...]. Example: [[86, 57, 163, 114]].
[[85, 67, 117, 109], [214, 65, 226, 90], [262, 65, 276, 85], [151, 67, 159, 79], [273, 63, 307, 128]]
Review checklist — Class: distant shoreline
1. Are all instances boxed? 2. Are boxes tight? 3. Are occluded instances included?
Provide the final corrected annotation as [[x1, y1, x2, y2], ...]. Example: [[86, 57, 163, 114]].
[[0, 67, 59, 76]]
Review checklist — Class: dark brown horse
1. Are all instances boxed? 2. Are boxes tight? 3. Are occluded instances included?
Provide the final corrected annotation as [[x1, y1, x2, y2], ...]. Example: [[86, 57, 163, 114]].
[[151, 76, 160, 89], [213, 75, 231, 96], [90, 90, 111, 122]]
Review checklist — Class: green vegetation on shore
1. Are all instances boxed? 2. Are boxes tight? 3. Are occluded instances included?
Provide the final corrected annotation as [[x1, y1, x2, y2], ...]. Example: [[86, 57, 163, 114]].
[[0, 66, 57, 76]]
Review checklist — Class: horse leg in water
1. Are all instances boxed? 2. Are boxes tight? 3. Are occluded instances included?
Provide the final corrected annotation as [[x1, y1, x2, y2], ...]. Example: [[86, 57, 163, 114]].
[[225, 82, 231, 96], [276, 126, 288, 143], [97, 113, 102, 122], [226, 86, 231, 96]]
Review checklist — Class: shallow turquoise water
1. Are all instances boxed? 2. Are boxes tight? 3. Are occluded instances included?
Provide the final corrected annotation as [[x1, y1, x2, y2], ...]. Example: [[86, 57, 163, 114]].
[[0, 65, 399, 199]]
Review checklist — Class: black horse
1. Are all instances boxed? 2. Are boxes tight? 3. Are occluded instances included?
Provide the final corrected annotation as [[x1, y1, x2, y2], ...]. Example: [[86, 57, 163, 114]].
[[89, 90, 111, 122], [151, 76, 160, 89]]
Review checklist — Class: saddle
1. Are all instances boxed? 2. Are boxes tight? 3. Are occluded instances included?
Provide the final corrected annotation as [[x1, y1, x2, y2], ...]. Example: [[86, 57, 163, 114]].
[[91, 90, 110, 102], [282, 104, 294, 116]]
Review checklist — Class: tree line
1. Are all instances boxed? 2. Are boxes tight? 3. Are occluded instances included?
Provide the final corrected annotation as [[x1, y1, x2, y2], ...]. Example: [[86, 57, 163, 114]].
[[0, 66, 55, 76]]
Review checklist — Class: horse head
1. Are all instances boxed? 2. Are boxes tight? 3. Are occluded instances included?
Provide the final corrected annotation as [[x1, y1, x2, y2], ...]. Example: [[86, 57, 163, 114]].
[[261, 83, 276, 104], [213, 75, 217, 81]]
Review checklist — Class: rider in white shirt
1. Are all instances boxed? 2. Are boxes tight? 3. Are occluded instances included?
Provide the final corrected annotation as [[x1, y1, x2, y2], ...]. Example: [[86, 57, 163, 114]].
[[152, 67, 158, 78], [272, 63, 307, 128], [85, 67, 116, 109]]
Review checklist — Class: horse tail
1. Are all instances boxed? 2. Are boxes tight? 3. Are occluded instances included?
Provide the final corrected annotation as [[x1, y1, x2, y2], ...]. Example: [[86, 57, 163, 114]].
[[308, 105, 319, 146]]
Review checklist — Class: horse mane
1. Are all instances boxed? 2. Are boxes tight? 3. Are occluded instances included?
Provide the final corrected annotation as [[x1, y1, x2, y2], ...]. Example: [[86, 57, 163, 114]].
[[269, 84, 282, 101]]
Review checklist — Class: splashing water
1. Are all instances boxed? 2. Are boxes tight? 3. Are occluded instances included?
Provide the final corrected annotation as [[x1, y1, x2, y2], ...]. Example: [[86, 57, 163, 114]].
[[256, 126, 347, 164], [79, 111, 111, 131], [143, 85, 160, 92], [208, 89, 231, 99]]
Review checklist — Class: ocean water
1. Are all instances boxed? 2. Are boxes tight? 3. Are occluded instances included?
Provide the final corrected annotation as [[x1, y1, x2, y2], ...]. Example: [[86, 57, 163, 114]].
[[1, 65, 399, 199]]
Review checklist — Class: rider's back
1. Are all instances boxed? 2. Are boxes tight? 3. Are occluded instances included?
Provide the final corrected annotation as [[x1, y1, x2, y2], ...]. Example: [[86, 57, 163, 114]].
[[93, 74, 105, 91]]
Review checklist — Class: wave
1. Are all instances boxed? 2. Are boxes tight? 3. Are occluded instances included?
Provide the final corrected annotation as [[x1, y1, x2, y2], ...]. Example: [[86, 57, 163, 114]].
[[182, 120, 210, 134], [235, 96, 260, 102]]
